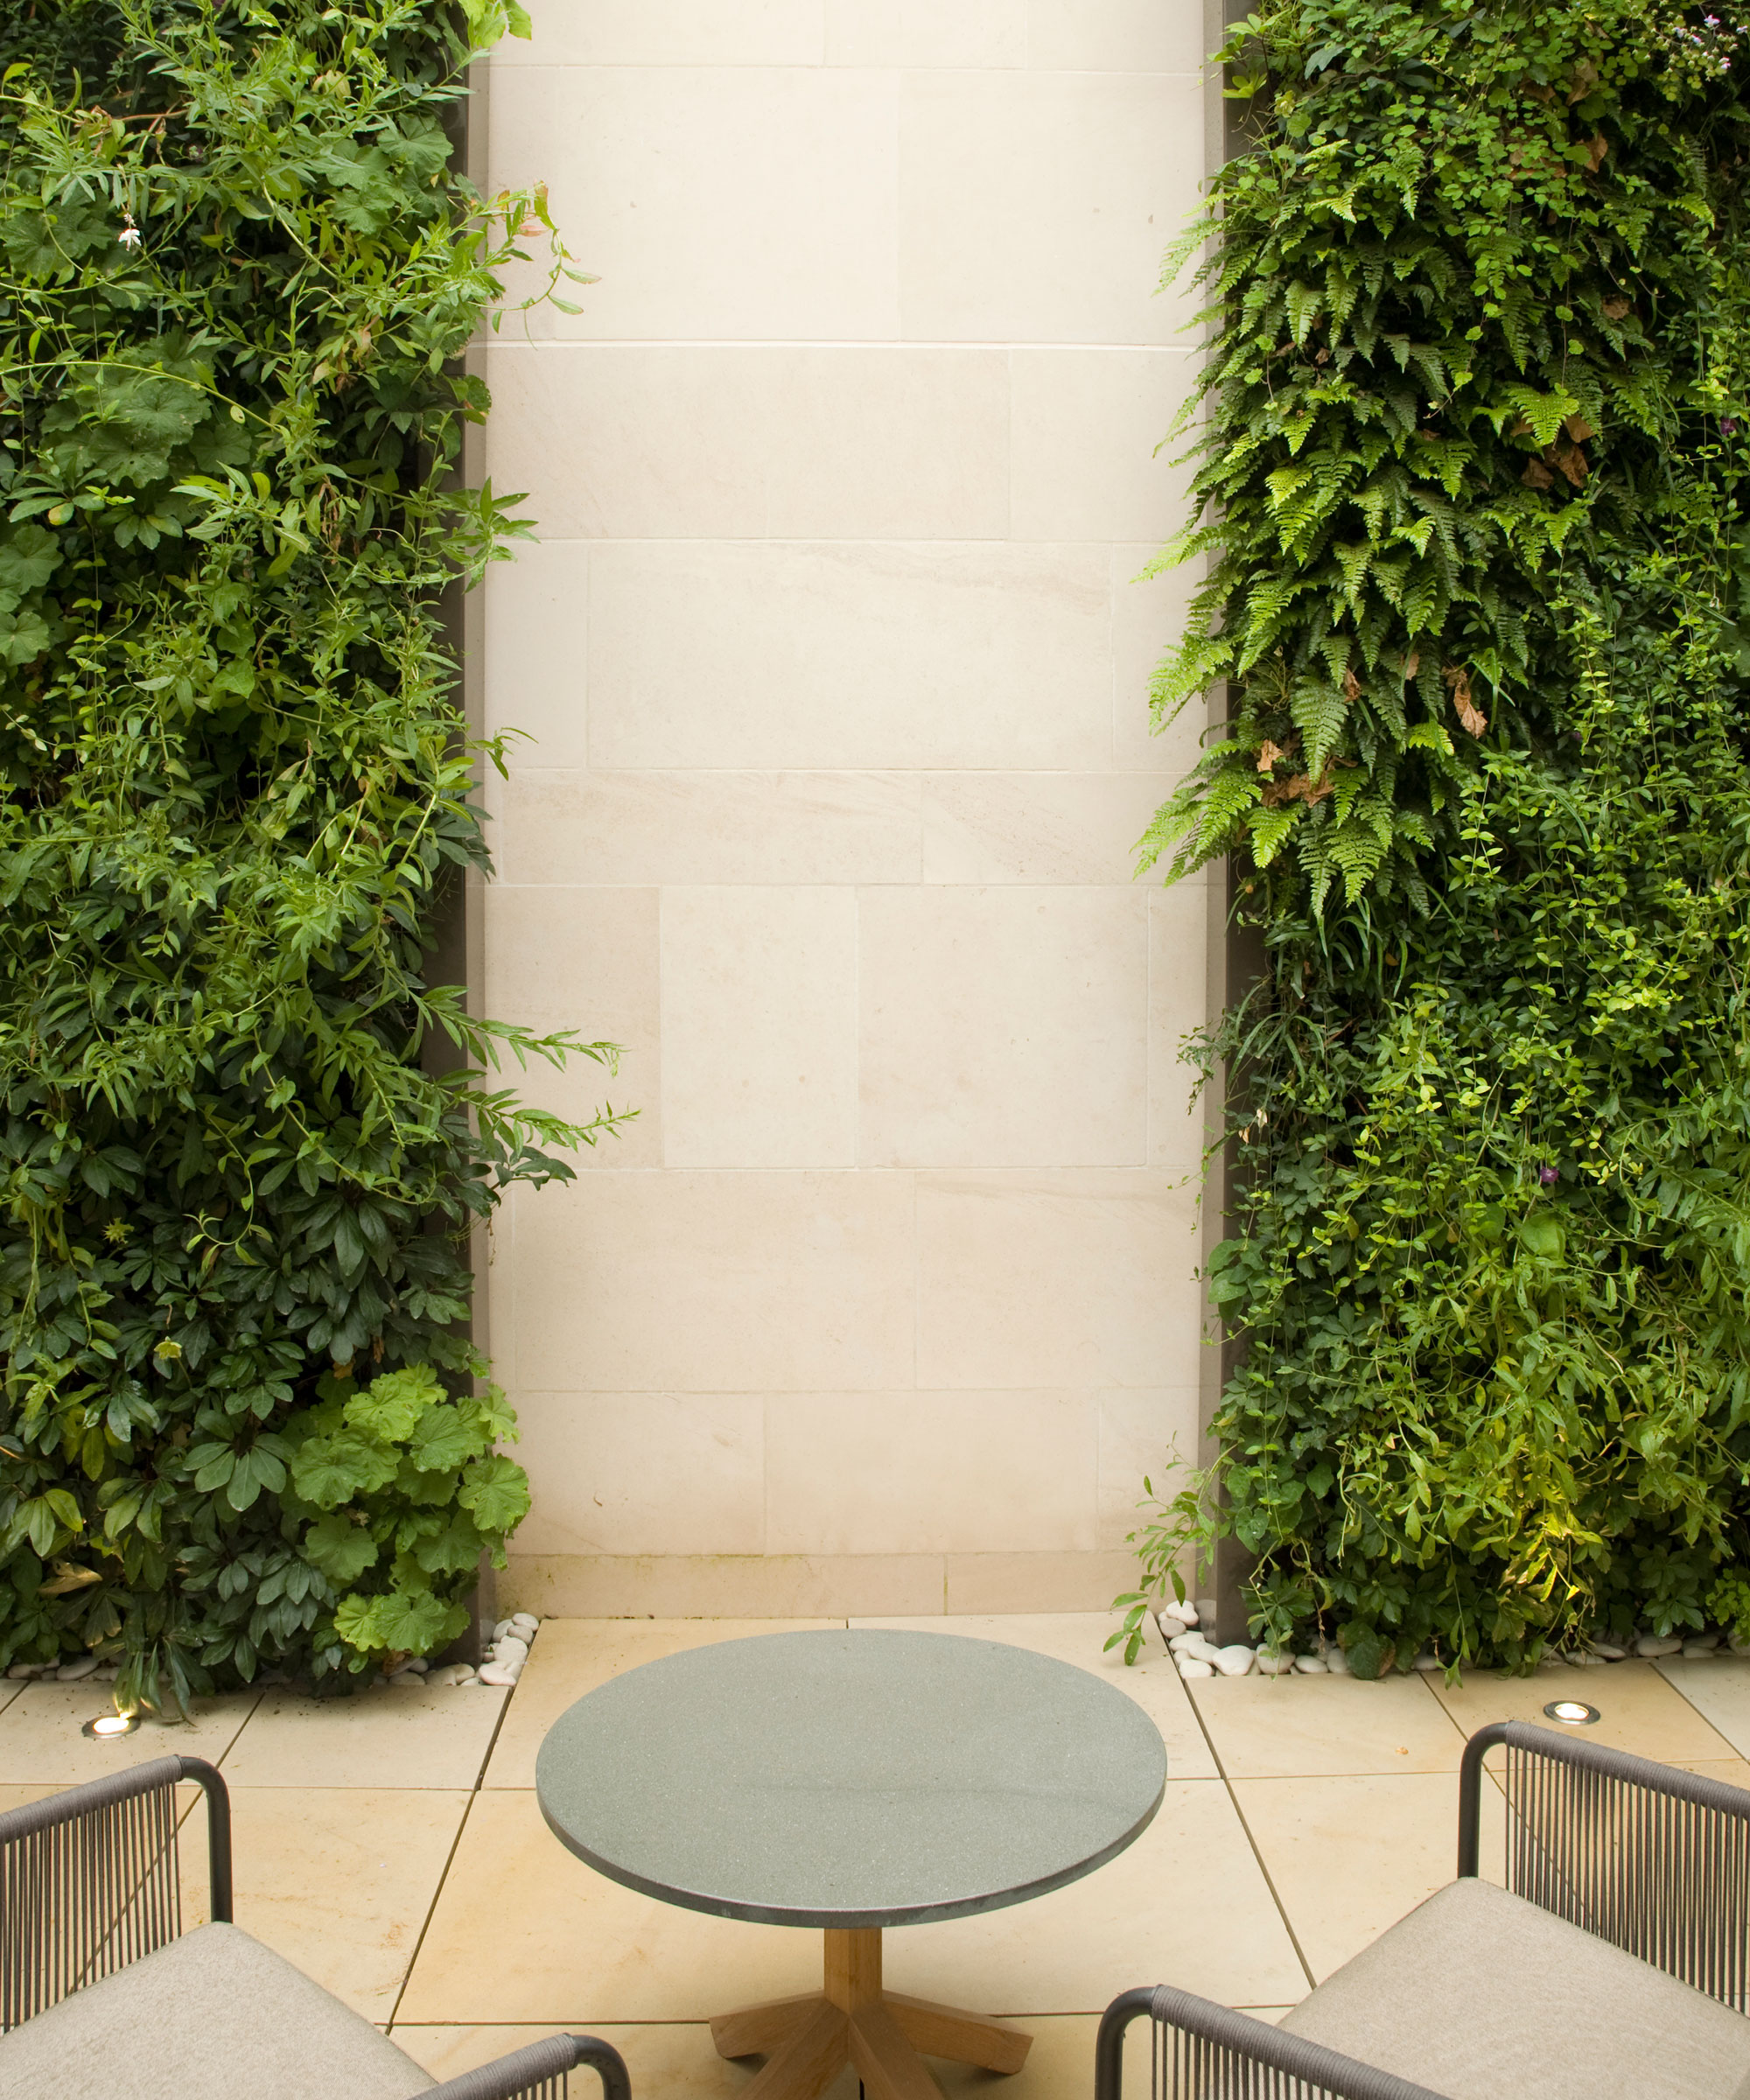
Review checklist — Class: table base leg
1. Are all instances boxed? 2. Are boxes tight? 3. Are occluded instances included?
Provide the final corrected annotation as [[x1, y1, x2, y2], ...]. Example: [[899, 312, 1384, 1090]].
[[710, 1929, 1032, 2099]]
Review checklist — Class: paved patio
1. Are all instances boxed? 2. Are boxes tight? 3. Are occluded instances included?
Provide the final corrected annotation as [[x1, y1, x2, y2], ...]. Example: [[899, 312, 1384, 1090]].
[[6, 1613, 1750, 2096]]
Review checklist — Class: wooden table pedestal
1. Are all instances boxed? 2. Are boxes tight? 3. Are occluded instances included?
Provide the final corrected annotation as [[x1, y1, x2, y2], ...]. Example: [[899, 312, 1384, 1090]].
[[710, 1927, 1032, 2100]]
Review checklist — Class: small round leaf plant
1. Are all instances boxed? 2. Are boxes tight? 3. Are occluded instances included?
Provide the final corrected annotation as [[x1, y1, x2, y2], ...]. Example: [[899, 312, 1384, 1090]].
[[0, 0, 623, 1713]]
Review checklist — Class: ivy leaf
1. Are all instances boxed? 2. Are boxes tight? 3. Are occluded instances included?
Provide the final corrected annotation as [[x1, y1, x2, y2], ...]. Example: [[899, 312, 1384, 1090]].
[[0, 523, 61, 594], [456, 1453, 532, 1536], [302, 1513, 379, 1586], [408, 1513, 487, 1576], [334, 1586, 467, 1658], [290, 1432, 400, 1510], [405, 1405, 480, 1474], [343, 1366, 443, 1446]]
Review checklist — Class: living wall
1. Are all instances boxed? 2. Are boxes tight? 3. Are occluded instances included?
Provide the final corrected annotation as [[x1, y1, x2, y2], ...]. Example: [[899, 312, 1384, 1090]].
[[1132, 0, 1750, 1671], [0, 0, 617, 1712]]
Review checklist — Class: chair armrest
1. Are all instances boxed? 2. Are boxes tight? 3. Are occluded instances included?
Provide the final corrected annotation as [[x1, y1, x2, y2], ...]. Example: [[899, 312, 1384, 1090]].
[[423, 2034, 630, 2100], [1094, 1984, 1452, 2100], [0, 1753, 232, 2028], [1458, 1718, 1750, 2008]]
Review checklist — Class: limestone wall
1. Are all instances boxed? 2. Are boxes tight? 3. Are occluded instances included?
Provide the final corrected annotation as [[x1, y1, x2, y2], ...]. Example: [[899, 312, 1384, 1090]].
[[480, 1, 1213, 1615]]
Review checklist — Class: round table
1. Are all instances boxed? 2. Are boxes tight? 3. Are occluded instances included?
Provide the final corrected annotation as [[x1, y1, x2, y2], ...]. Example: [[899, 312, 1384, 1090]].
[[536, 1628, 1167, 2100]]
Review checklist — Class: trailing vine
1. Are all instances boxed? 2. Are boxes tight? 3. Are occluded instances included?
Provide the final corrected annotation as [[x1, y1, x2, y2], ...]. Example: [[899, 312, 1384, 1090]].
[[1130, 0, 1750, 1671], [0, 0, 617, 1712]]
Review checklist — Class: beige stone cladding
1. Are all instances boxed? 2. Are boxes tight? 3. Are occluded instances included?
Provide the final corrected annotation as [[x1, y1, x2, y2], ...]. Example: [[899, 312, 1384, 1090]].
[[480, 0, 1212, 1614]]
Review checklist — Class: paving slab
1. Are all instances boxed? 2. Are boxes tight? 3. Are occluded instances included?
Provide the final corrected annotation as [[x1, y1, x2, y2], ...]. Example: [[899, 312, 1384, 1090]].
[[1189, 1670, 1464, 1779], [221, 1681, 509, 1789], [180, 1784, 472, 2022], [0, 1684, 260, 1785], [1432, 1657, 1736, 1763]]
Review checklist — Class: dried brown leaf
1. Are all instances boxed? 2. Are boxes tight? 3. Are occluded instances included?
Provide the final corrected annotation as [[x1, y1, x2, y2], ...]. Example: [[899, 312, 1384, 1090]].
[[1404, 650, 1420, 680], [1264, 766, 1337, 808], [1569, 58, 1599, 102], [1563, 413, 1596, 444], [1341, 668, 1361, 703], [1585, 134, 1608, 172], [1602, 295, 1632, 321], [1551, 441, 1588, 487], [1444, 665, 1488, 738], [1522, 456, 1555, 491], [1256, 739, 1287, 774]]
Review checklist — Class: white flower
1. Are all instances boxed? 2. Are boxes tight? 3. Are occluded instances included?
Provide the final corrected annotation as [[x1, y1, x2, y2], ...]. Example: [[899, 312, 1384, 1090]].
[[117, 214, 141, 251]]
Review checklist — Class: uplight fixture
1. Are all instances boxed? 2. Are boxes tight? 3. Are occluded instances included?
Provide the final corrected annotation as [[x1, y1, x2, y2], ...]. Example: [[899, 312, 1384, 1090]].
[[80, 1712, 140, 1740], [1543, 1699, 1600, 1726]]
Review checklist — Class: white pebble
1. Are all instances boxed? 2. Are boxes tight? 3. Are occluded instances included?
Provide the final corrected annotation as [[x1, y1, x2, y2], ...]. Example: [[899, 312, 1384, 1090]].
[[403, 1656, 430, 1673], [1688, 1633, 1721, 1652], [1166, 1629, 1203, 1652], [1177, 1656, 1214, 1679], [1635, 1634, 1683, 1658], [493, 1635, 529, 1666], [1412, 1651, 1443, 1672], [1683, 1641, 1720, 1660], [508, 1613, 538, 1636], [1564, 1650, 1608, 1668], [6, 1662, 45, 1679], [427, 1663, 470, 1687], [477, 1661, 521, 1687], [1294, 1655, 1328, 1674], [388, 1670, 428, 1689], [1324, 1648, 1352, 1675], [1536, 1652, 1569, 1670], [1159, 1598, 1198, 1628], [55, 1657, 98, 1683], [1254, 1651, 1293, 1676], [1588, 1641, 1629, 1661], [1213, 1644, 1256, 1677], [492, 1620, 515, 1642]]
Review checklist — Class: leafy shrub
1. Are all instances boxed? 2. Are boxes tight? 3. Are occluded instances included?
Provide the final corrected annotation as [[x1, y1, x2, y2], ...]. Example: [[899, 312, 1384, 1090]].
[[1129, 0, 1750, 1670], [0, 0, 619, 1712]]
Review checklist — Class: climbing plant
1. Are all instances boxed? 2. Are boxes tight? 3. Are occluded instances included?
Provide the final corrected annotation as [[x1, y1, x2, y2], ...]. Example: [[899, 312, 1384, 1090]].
[[0, 0, 620, 1712], [1127, 0, 1750, 1671]]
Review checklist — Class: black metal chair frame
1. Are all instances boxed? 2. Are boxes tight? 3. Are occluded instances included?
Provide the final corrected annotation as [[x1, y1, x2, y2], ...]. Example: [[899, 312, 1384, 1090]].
[[0, 1754, 630, 2100], [1095, 1718, 1750, 2100]]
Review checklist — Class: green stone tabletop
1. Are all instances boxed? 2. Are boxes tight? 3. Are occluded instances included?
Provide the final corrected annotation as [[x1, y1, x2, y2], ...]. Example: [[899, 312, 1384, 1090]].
[[536, 1628, 1167, 1930]]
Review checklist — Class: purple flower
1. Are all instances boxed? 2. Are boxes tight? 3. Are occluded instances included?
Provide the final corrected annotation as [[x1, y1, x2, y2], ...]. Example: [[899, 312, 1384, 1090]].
[[1539, 1165, 1559, 1186], [1724, 418, 1741, 437]]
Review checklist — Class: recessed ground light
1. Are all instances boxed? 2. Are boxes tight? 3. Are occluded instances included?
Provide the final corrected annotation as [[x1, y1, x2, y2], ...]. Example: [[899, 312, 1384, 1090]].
[[80, 1712, 140, 1740], [1544, 1699, 1600, 1726]]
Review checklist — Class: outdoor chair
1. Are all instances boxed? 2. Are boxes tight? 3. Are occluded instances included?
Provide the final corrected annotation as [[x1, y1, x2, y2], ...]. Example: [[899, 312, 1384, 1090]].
[[1096, 1719, 1750, 2100], [0, 1754, 630, 2100]]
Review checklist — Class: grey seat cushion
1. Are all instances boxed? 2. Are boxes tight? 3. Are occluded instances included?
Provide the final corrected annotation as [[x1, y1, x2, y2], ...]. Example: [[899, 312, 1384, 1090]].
[[0, 1921, 435, 2100], [1281, 1878, 1750, 2100]]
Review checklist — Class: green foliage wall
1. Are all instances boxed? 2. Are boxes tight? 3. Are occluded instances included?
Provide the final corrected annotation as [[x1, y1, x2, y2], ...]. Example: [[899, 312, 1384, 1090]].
[[1137, 0, 1750, 1671], [0, 0, 616, 1710]]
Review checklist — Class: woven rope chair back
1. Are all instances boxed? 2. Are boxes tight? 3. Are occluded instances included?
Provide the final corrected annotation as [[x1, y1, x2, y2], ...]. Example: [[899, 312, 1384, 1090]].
[[1498, 1721, 1750, 2010], [0, 1757, 186, 2030]]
